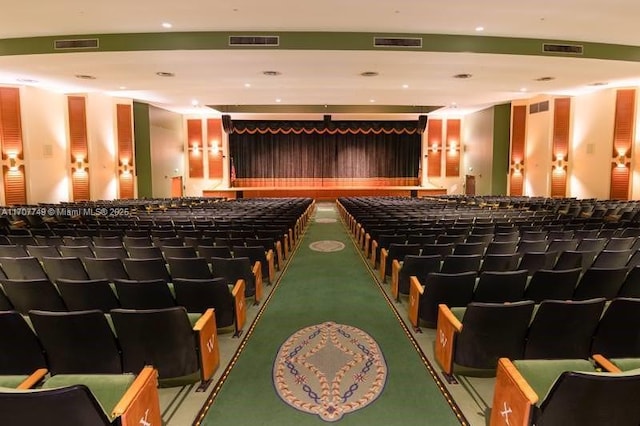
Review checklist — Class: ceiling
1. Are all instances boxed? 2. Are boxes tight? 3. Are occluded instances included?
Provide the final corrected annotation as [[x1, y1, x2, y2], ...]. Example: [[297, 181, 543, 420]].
[[2, 0, 640, 117]]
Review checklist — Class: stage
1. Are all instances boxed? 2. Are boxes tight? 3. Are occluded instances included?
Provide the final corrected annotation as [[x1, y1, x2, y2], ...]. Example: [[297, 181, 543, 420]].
[[203, 186, 446, 200]]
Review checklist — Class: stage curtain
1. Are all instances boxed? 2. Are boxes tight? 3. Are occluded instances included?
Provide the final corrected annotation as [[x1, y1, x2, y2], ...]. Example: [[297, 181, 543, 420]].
[[230, 131, 420, 179]]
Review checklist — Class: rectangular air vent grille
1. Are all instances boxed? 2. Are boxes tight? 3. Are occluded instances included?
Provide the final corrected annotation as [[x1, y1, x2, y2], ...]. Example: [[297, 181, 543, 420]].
[[374, 37, 422, 48], [54, 39, 99, 50], [530, 100, 550, 114], [228, 36, 279, 46], [543, 43, 583, 55]]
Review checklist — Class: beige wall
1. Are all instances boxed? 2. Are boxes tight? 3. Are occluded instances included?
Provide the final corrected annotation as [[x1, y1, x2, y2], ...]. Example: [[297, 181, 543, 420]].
[[569, 89, 616, 199], [523, 96, 552, 197], [461, 107, 495, 195], [86, 92, 120, 201], [149, 106, 184, 198], [20, 86, 69, 204]]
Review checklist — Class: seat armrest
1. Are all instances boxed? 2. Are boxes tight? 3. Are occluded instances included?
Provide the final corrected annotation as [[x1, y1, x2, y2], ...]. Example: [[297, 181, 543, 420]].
[[113, 366, 162, 426], [288, 228, 294, 248], [489, 358, 538, 426], [283, 234, 290, 259], [434, 304, 463, 375], [408, 276, 424, 328], [592, 354, 622, 373], [231, 279, 246, 334], [364, 233, 371, 258], [252, 261, 263, 304], [370, 240, 379, 266], [391, 259, 402, 300], [379, 248, 389, 280], [266, 249, 275, 284], [193, 309, 220, 382], [16, 368, 48, 389], [275, 241, 283, 270]]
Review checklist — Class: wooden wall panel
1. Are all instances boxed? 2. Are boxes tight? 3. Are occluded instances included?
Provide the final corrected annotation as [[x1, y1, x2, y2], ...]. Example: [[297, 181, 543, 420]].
[[3, 166, 26, 205], [116, 104, 135, 199], [187, 119, 204, 178], [68, 96, 90, 201], [509, 105, 527, 196], [551, 98, 571, 197], [445, 119, 461, 177], [427, 119, 442, 177], [611, 164, 630, 200], [207, 118, 223, 179], [610, 89, 635, 200], [0, 87, 26, 204], [551, 167, 567, 198]]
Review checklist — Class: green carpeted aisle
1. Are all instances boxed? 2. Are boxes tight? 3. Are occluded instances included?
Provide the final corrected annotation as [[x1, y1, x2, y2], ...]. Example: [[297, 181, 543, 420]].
[[198, 203, 464, 425]]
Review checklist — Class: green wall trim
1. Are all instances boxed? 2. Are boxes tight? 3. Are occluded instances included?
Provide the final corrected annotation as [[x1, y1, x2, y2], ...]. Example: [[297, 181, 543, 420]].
[[492, 103, 511, 195], [133, 102, 152, 198], [1, 31, 640, 63]]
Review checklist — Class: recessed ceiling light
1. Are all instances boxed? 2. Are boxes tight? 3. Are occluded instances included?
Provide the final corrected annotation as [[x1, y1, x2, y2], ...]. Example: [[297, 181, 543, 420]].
[[16, 78, 38, 83], [263, 71, 281, 76], [520, 87, 528, 92], [360, 71, 379, 77], [275, 98, 282, 103], [589, 81, 609, 86], [369, 99, 376, 103], [453, 73, 472, 79], [402, 84, 409, 89], [244, 83, 251, 88], [161, 22, 172, 29], [475, 26, 484, 32], [75, 74, 96, 80], [191, 99, 199, 106], [156, 72, 175, 77], [535, 76, 555, 82]]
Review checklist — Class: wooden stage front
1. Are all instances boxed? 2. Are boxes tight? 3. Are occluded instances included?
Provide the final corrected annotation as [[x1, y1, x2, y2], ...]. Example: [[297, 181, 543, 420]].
[[203, 186, 447, 200]]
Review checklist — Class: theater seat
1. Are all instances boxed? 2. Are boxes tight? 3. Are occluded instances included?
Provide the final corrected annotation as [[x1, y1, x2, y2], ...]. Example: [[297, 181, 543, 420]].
[[490, 358, 640, 426], [0, 366, 161, 426]]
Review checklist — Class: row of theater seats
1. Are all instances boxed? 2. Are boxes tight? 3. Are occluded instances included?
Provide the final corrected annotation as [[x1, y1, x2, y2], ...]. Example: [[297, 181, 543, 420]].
[[0, 198, 315, 424], [404, 266, 640, 328], [435, 297, 640, 376], [0, 308, 218, 383], [0, 241, 274, 282], [0, 277, 245, 332]]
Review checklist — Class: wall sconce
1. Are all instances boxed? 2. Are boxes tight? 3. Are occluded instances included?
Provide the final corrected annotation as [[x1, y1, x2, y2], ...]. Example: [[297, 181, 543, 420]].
[[120, 158, 131, 175], [449, 142, 457, 154], [6, 152, 18, 172], [513, 160, 523, 174], [617, 155, 627, 168], [191, 143, 200, 154], [211, 140, 220, 155], [431, 143, 439, 153]]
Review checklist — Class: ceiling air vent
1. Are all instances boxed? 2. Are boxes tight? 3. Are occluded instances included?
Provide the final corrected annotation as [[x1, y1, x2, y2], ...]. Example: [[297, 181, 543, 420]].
[[542, 43, 583, 55], [228, 36, 279, 46], [374, 37, 422, 48], [54, 39, 99, 50]]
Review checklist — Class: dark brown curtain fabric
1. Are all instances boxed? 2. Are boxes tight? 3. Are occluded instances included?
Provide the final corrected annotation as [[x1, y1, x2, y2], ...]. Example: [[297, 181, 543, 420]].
[[230, 131, 421, 178]]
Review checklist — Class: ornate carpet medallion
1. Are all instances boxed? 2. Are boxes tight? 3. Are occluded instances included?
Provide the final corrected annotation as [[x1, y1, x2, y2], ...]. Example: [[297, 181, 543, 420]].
[[315, 218, 337, 223], [309, 240, 345, 252], [273, 321, 387, 422]]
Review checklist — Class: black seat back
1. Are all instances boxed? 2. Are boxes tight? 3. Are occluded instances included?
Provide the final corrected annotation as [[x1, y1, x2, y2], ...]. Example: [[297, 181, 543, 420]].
[[524, 298, 606, 359], [0, 311, 47, 374], [0, 385, 112, 426], [110, 307, 199, 380], [454, 301, 535, 370], [29, 309, 122, 374]]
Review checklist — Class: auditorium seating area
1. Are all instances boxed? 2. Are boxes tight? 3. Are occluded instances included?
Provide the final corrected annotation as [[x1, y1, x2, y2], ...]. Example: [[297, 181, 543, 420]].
[[0, 197, 314, 423]]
